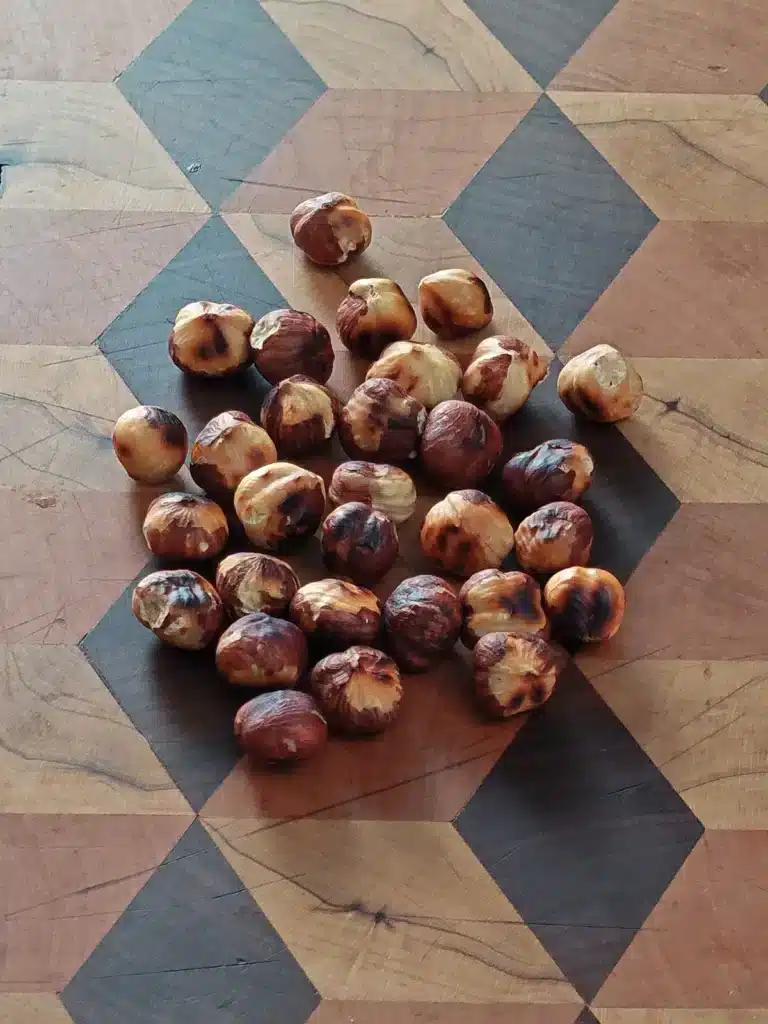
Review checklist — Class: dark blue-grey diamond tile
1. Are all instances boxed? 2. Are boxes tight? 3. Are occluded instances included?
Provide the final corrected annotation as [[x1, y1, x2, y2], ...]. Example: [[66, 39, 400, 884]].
[[761, 83, 768, 104]]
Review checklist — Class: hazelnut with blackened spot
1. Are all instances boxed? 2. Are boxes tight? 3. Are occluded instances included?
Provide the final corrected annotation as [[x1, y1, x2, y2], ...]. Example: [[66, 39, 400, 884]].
[[142, 492, 228, 560], [420, 490, 515, 578], [473, 632, 566, 718], [310, 646, 403, 735], [289, 578, 381, 650], [382, 575, 461, 673], [544, 566, 625, 644], [503, 439, 594, 511], [169, 301, 253, 377], [419, 269, 493, 339], [131, 569, 223, 650], [215, 612, 308, 688], [250, 309, 334, 385], [336, 278, 417, 360], [339, 378, 426, 463], [459, 569, 548, 649], [515, 501, 593, 574], [190, 410, 277, 500], [260, 375, 340, 456], [215, 552, 299, 619], [366, 341, 461, 410], [235, 690, 328, 762], [421, 400, 502, 488], [320, 502, 398, 584], [112, 406, 187, 484], [462, 337, 550, 422], [234, 462, 326, 551], [329, 461, 416, 524], [290, 192, 372, 267], [558, 344, 643, 422]]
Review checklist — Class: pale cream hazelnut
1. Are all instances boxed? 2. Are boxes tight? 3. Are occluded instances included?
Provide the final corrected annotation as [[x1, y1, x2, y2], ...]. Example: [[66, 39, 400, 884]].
[[336, 278, 417, 359], [329, 461, 416, 524], [260, 375, 340, 456], [473, 632, 566, 718], [459, 569, 548, 648], [515, 501, 594, 574], [112, 406, 187, 484], [339, 378, 426, 463], [169, 301, 253, 376], [419, 269, 493, 338], [366, 341, 462, 409], [290, 192, 372, 266], [558, 344, 643, 422], [234, 462, 326, 551], [190, 411, 277, 499], [132, 569, 223, 650], [420, 489, 516, 578], [462, 336, 550, 422]]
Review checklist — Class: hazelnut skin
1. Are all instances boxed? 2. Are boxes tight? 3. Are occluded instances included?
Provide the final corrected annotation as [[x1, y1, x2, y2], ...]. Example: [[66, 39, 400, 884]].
[[558, 344, 643, 422], [366, 341, 462, 410], [336, 278, 417, 360], [310, 646, 403, 735], [329, 461, 416, 525], [320, 502, 398, 584], [421, 490, 516, 578], [543, 566, 625, 644], [215, 612, 308, 688], [339, 378, 427, 463], [419, 269, 493, 339], [473, 632, 566, 719], [420, 400, 502, 489], [462, 337, 550, 423], [112, 406, 187, 484], [131, 569, 223, 650], [515, 501, 593, 574], [169, 301, 253, 377], [260, 375, 340, 457], [142, 492, 229, 560], [289, 578, 381, 650], [382, 575, 461, 673], [459, 570, 548, 649], [215, 552, 299, 619], [234, 462, 326, 551], [250, 309, 334, 385], [235, 690, 328, 763], [290, 192, 372, 267], [190, 410, 277, 500], [502, 439, 594, 511]]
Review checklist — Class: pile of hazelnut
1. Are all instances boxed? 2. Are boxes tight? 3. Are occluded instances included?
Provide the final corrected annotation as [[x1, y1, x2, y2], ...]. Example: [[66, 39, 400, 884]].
[[112, 191, 644, 766]]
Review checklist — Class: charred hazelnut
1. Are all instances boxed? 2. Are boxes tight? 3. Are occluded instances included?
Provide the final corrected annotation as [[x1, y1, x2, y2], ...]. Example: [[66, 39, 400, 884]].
[[260, 375, 340, 456], [473, 632, 565, 718], [462, 337, 550, 422], [310, 646, 403, 735], [382, 575, 461, 672], [131, 569, 223, 649], [250, 309, 334, 385], [544, 566, 625, 643], [366, 341, 461, 410], [320, 502, 398, 584], [336, 278, 417, 360], [142, 492, 228, 560], [235, 690, 328, 762], [421, 400, 502, 488], [215, 552, 299, 619], [421, 490, 515, 578], [503, 439, 594, 511], [216, 612, 308, 688], [419, 269, 493, 339], [190, 411, 277, 499], [234, 462, 326, 551], [290, 192, 372, 267], [112, 405, 187, 484], [329, 461, 416, 524], [558, 344, 643, 422], [339, 378, 426, 463], [516, 501, 593, 574], [459, 570, 548, 649], [289, 578, 381, 650], [169, 301, 253, 377]]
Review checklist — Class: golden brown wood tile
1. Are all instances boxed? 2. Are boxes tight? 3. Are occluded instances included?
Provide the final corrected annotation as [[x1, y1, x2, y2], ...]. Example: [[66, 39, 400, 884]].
[[0, 994, 74, 1022], [310, 1003, 584, 1023]]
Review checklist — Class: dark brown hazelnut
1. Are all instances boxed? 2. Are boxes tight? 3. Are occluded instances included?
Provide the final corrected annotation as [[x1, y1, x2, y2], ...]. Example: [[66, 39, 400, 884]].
[[329, 461, 416, 524], [235, 690, 328, 762], [462, 337, 550, 422], [169, 301, 253, 376], [310, 646, 403, 735], [290, 192, 372, 266], [142, 492, 228, 560], [382, 575, 461, 672], [112, 405, 187, 484], [365, 341, 462, 409], [558, 344, 643, 422], [459, 569, 548, 648], [215, 612, 308, 688], [336, 278, 417, 360], [289, 578, 381, 650], [418, 269, 493, 339], [260, 375, 340, 456], [190, 411, 277, 500], [320, 502, 398, 584], [473, 632, 566, 718], [502, 439, 595, 511], [339, 378, 426, 463], [515, 501, 593, 574], [543, 566, 625, 643], [131, 569, 223, 650], [234, 462, 326, 551], [250, 309, 334, 385], [215, 552, 300, 619], [421, 400, 502, 488], [420, 490, 516, 578]]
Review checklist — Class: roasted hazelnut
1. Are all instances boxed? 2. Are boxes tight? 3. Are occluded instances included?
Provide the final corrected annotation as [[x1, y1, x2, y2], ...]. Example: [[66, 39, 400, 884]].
[[190, 411, 277, 500], [420, 490, 515, 578], [234, 462, 326, 551], [382, 575, 461, 672], [462, 337, 550, 422], [459, 570, 548, 649], [339, 378, 426, 463], [290, 192, 372, 266], [260, 375, 340, 456], [320, 502, 398, 584], [421, 400, 502, 488], [310, 646, 403, 735], [558, 344, 643, 422], [112, 405, 187, 484], [215, 552, 299, 619], [544, 566, 625, 644], [289, 578, 381, 650], [131, 569, 223, 650], [502, 439, 594, 511], [515, 501, 593, 574], [169, 301, 253, 377], [329, 461, 416, 524], [235, 690, 328, 762], [366, 341, 461, 410], [215, 612, 308, 688], [419, 269, 493, 339], [250, 309, 334, 385], [336, 279, 417, 360], [142, 492, 228, 560], [473, 632, 566, 719]]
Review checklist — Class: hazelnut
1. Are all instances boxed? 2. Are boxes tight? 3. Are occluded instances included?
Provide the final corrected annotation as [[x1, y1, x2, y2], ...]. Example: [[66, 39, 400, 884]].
[[235, 690, 327, 762], [515, 501, 593, 574], [420, 490, 515, 578], [169, 301, 253, 376], [310, 646, 403, 735], [366, 341, 461, 410], [142, 492, 228, 560], [419, 269, 493, 339], [329, 461, 416, 524], [250, 309, 334, 385], [459, 570, 548, 649], [289, 578, 381, 650], [216, 612, 308, 688], [290, 192, 372, 267], [131, 569, 223, 650], [320, 502, 398, 584], [234, 462, 326, 551], [502, 439, 594, 511], [473, 632, 565, 719], [558, 344, 643, 422], [339, 378, 426, 463], [543, 566, 625, 644], [112, 405, 187, 484], [260, 375, 340, 456], [190, 411, 277, 500], [462, 337, 550, 422], [421, 400, 502, 488], [382, 575, 461, 672], [215, 552, 299, 619], [336, 279, 417, 360]]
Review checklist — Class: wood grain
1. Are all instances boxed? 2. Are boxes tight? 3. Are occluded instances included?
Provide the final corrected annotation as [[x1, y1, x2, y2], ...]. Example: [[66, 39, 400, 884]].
[[0, 995, 74, 1022], [310, 1003, 583, 1023]]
